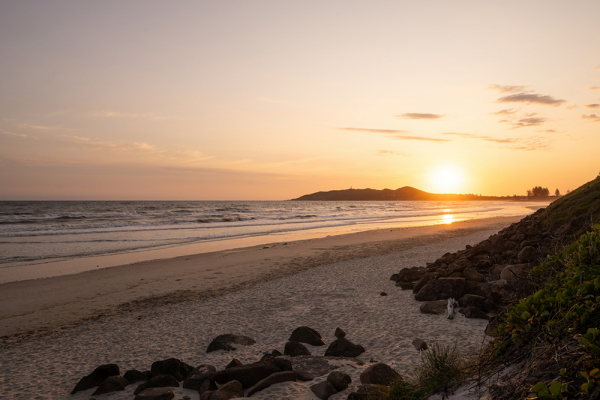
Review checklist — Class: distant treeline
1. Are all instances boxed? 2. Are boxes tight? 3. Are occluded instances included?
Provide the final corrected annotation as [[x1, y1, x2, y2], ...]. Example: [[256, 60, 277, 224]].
[[291, 186, 559, 201]]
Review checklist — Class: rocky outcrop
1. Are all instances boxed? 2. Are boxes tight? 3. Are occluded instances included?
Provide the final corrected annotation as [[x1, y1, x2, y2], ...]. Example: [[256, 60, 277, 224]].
[[284, 341, 311, 357], [327, 371, 352, 391], [207, 380, 243, 400], [124, 369, 151, 383], [247, 371, 297, 397], [92, 376, 130, 395], [324, 337, 365, 357], [206, 334, 256, 353], [310, 381, 338, 400], [182, 365, 216, 391], [150, 358, 193, 381], [419, 300, 448, 315], [134, 375, 179, 395], [414, 278, 466, 301], [289, 326, 325, 346], [71, 363, 120, 394], [359, 363, 401, 386], [212, 361, 281, 388]]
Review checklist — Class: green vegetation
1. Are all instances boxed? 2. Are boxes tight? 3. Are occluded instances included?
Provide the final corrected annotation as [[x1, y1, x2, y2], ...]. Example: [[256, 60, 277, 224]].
[[486, 224, 600, 399]]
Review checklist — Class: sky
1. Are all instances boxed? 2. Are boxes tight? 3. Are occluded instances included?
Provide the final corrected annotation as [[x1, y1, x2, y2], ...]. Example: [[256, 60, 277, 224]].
[[1, 1, 599, 200]]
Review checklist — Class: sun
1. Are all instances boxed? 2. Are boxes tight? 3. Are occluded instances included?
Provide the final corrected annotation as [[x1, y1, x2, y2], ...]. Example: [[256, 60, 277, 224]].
[[431, 165, 465, 194]]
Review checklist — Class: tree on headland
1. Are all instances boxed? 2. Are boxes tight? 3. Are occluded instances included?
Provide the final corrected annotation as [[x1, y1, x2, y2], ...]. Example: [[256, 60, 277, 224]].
[[527, 186, 550, 198], [555, 188, 561, 197]]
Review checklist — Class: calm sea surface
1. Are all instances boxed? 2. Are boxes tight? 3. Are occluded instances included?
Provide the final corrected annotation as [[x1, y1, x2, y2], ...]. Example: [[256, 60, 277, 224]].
[[0, 200, 545, 272]]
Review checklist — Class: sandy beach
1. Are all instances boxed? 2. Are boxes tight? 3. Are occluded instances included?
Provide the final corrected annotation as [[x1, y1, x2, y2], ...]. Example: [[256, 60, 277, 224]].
[[0, 215, 522, 399]]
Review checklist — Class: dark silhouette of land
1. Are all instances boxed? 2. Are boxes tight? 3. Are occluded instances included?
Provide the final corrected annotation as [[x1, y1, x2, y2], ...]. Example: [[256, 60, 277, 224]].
[[292, 186, 558, 201]]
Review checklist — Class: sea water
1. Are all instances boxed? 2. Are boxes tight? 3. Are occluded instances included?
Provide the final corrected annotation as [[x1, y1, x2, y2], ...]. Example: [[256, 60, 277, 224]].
[[0, 200, 546, 280]]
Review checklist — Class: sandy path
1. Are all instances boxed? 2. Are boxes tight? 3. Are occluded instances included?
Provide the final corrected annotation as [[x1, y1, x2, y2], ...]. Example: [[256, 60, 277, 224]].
[[0, 219, 515, 400], [0, 217, 518, 340]]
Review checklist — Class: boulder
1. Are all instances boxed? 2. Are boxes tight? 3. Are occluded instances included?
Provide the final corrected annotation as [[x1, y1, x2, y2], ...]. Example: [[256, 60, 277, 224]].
[[213, 361, 281, 388], [134, 387, 175, 400], [415, 278, 466, 301], [247, 371, 297, 397], [198, 379, 218, 397], [207, 380, 243, 400], [360, 363, 401, 386], [262, 357, 293, 372], [500, 264, 529, 283], [396, 281, 415, 290], [412, 274, 434, 294], [151, 358, 193, 381], [411, 338, 428, 351], [284, 341, 311, 357], [225, 359, 243, 369], [482, 279, 514, 298], [183, 365, 217, 391], [289, 326, 325, 346], [490, 264, 507, 275], [396, 267, 426, 282], [460, 306, 490, 320], [290, 355, 362, 381], [124, 369, 152, 383], [71, 363, 120, 394], [324, 337, 365, 357], [380, 292, 387, 296], [419, 300, 447, 315], [310, 381, 338, 400], [206, 334, 256, 353], [458, 294, 486, 310], [518, 246, 536, 263], [463, 268, 485, 282], [327, 371, 352, 391], [334, 327, 346, 338], [134, 375, 179, 395], [92, 375, 130, 395], [464, 281, 486, 297]]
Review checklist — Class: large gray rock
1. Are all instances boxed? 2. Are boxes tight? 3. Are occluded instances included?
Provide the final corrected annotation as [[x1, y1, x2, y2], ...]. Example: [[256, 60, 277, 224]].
[[71, 364, 120, 394], [324, 337, 365, 357], [151, 358, 193, 381], [396, 267, 426, 282], [500, 264, 529, 282], [412, 273, 435, 294], [124, 370, 151, 383], [458, 294, 486, 310], [206, 334, 256, 353], [92, 376, 130, 395], [360, 363, 401, 386], [419, 300, 447, 315], [463, 268, 485, 282], [291, 356, 363, 381], [415, 278, 466, 301], [247, 371, 297, 397], [412, 338, 428, 351], [213, 361, 281, 388], [310, 381, 338, 400], [460, 306, 490, 320], [490, 264, 507, 275], [134, 375, 179, 395], [208, 380, 243, 400], [327, 371, 351, 391], [134, 387, 175, 400], [289, 326, 325, 346], [464, 281, 486, 297], [284, 341, 311, 357], [182, 365, 216, 390]]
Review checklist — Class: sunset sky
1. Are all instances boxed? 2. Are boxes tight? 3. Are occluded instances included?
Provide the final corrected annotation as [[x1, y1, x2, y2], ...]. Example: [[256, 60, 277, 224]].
[[1, 1, 599, 200]]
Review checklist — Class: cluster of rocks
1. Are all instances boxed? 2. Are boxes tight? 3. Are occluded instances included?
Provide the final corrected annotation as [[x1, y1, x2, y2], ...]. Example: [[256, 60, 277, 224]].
[[70, 326, 393, 399], [391, 212, 564, 321]]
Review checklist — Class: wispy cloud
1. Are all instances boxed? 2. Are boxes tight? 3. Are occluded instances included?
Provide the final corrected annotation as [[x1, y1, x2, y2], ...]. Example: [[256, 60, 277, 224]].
[[0, 129, 28, 138], [339, 127, 409, 134], [57, 135, 213, 164], [15, 123, 61, 131], [491, 108, 518, 115], [585, 104, 600, 109], [85, 110, 169, 121], [497, 93, 566, 107], [339, 127, 449, 142], [489, 84, 529, 93], [397, 113, 445, 120], [508, 117, 548, 128], [588, 87, 600, 91], [441, 132, 550, 151], [376, 150, 408, 156], [593, 65, 600, 71], [582, 114, 600, 123]]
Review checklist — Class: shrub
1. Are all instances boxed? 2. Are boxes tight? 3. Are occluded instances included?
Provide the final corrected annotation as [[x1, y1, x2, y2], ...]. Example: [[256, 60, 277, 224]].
[[414, 341, 465, 393]]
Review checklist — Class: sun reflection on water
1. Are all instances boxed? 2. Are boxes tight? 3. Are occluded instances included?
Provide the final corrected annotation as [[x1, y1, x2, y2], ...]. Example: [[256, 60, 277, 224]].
[[442, 214, 455, 224]]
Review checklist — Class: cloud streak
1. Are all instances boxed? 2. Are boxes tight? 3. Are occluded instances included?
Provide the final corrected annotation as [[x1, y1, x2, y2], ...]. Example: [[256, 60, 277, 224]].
[[397, 113, 445, 120], [582, 114, 600, 123], [85, 110, 170, 120], [339, 127, 449, 142], [15, 123, 61, 131], [489, 84, 529, 93], [586, 104, 600, 109], [497, 93, 566, 107], [491, 108, 518, 115], [441, 132, 549, 151], [0, 129, 28, 138]]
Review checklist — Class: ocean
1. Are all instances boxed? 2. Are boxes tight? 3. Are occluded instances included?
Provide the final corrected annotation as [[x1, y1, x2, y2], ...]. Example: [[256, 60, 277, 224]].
[[0, 200, 545, 281]]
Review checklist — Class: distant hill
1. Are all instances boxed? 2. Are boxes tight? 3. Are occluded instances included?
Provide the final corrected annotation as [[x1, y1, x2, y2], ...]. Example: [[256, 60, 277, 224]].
[[291, 186, 543, 201]]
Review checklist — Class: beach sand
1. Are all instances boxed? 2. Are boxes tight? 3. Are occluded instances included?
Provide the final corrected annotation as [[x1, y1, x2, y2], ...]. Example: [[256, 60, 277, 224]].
[[0, 216, 522, 399]]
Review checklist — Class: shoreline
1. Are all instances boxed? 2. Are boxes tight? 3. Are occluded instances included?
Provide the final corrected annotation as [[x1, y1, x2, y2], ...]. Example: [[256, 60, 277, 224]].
[[0, 215, 523, 340]]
